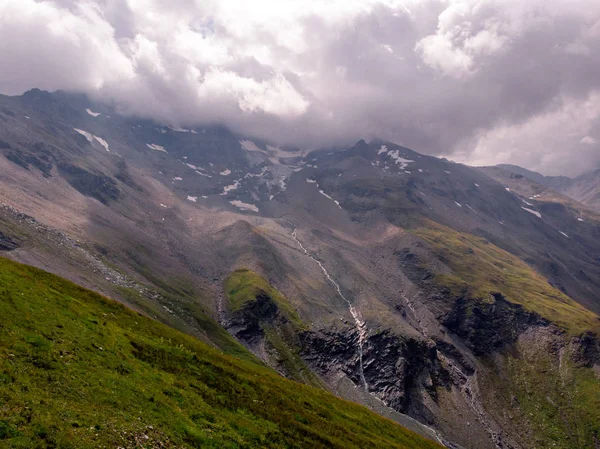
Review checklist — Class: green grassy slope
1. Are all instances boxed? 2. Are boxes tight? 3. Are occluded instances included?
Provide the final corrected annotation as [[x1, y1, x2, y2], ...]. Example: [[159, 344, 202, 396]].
[[225, 269, 304, 328], [411, 222, 600, 334], [224, 269, 322, 387], [480, 350, 600, 449], [411, 222, 600, 447], [0, 257, 442, 449]]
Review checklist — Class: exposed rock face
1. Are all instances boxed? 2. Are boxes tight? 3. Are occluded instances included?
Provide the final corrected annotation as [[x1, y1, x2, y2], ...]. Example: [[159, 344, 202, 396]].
[[226, 292, 279, 344], [301, 327, 478, 425], [303, 330, 440, 410], [223, 261, 600, 449], [569, 331, 600, 367], [57, 162, 119, 204], [227, 290, 452, 421], [441, 292, 549, 356], [5, 147, 53, 177], [396, 247, 550, 354], [0, 230, 18, 251]]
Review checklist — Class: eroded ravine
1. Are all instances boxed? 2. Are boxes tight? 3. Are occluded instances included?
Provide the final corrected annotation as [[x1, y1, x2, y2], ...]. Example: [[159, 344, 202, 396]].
[[291, 228, 369, 390], [436, 351, 504, 449]]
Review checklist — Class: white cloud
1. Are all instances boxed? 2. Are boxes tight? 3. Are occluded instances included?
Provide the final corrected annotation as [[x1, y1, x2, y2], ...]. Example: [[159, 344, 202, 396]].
[[2, 0, 600, 175], [453, 91, 600, 175], [0, 0, 134, 93]]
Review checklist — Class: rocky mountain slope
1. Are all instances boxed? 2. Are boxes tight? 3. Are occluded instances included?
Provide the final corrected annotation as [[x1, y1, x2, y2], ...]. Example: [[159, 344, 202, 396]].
[[496, 164, 600, 212], [1, 89, 599, 449]]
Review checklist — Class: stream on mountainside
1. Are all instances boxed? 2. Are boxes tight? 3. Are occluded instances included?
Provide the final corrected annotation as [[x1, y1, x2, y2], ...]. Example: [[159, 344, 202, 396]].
[[291, 228, 369, 390]]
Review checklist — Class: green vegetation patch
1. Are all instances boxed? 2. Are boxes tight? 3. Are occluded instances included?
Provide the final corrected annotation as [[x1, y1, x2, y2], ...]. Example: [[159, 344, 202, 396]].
[[0, 257, 441, 448], [480, 350, 600, 449], [411, 222, 600, 334], [225, 268, 304, 328], [224, 269, 321, 386]]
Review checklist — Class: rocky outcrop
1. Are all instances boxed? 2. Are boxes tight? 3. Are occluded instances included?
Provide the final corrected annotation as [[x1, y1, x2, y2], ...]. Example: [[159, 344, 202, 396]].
[[58, 162, 119, 204], [569, 331, 600, 367], [441, 292, 549, 356], [226, 292, 279, 344], [5, 147, 54, 177], [301, 328, 465, 421], [0, 230, 18, 251]]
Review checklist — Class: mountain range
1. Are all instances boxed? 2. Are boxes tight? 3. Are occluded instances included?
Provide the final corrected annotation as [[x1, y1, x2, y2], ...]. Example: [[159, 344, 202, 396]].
[[492, 164, 600, 212], [1, 89, 599, 449]]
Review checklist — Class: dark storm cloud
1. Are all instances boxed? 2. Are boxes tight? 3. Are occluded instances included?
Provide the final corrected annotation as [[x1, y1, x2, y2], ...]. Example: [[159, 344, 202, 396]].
[[1, 0, 599, 175]]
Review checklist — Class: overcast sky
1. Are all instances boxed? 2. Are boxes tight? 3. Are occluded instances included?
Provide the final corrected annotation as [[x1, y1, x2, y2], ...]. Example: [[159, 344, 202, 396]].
[[1, 0, 600, 175]]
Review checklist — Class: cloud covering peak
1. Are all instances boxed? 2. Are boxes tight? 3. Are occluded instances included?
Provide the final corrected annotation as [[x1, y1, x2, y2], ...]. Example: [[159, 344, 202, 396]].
[[1, 0, 600, 175]]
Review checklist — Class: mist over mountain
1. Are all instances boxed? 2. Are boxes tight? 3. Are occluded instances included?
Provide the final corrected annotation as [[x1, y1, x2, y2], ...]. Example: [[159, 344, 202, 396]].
[[2, 0, 600, 175]]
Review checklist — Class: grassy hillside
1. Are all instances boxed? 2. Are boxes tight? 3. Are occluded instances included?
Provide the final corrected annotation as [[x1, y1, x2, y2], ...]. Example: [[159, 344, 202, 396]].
[[224, 269, 304, 328], [224, 269, 321, 387], [411, 222, 600, 334], [480, 349, 600, 449], [412, 222, 600, 448], [0, 257, 442, 449]]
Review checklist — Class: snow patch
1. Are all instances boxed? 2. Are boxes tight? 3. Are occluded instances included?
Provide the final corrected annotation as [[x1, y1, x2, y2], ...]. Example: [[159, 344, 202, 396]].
[[159, 204, 167, 208], [378, 146, 414, 169], [147, 143, 167, 153], [319, 190, 342, 209], [173, 177, 183, 181], [240, 140, 263, 153], [244, 167, 268, 179], [168, 125, 196, 133], [505, 187, 511, 192], [474, 183, 480, 187], [74, 128, 94, 142], [559, 231, 569, 238], [306, 178, 341, 209], [444, 170, 451, 174], [221, 180, 241, 195], [220, 169, 231, 176], [279, 177, 287, 192], [74, 129, 109, 152], [187, 196, 197, 202], [577, 217, 585, 222], [94, 136, 110, 152], [230, 200, 259, 212], [387, 150, 414, 169], [186, 163, 197, 170], [86, 108, 101, 117], [522, 207, 541, 218], [454, 201, 462, 207]]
